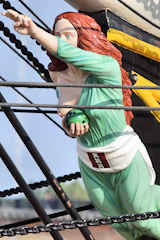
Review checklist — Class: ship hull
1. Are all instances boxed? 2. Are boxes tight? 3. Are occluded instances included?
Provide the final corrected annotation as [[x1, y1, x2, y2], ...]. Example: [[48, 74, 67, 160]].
[[65, 0, 160, 38]]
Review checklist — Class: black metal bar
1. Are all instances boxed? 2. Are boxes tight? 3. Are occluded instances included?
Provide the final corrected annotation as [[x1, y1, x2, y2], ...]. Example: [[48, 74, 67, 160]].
[[0, 143, 63, 240], [0, 102, 160, 111], [0, 108, 57, 114], [0, 81, 160, 89], [0, 92, 95, 240]]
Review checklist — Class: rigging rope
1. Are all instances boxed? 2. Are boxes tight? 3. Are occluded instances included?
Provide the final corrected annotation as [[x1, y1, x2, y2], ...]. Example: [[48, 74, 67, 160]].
[[0, 171, 81, 198], [0, 20, 50, 81], [0, 0, 50, 33], [0, 0, 49, 51], [0, 36, 40, 74], [0, 76, 65, 132], [0, 1, 160, 236], [17, 0, 51, 32], [0, 1, 66, 132]]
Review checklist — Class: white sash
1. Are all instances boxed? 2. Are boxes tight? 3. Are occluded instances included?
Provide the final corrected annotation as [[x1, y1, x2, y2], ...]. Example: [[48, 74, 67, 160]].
[[77, 126, 156, 184]]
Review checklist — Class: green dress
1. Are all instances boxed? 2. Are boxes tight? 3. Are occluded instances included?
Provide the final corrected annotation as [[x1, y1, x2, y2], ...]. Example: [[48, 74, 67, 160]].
[[52, 37, 160, 239]]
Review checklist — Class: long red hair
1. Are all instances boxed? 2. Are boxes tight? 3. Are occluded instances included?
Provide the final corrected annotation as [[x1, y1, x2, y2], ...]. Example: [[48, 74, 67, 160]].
[[47, 12, 133, 125]]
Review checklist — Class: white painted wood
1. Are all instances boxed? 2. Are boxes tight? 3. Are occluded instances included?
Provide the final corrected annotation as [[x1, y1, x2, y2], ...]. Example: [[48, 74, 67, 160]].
[[64, 0, 160, 38]]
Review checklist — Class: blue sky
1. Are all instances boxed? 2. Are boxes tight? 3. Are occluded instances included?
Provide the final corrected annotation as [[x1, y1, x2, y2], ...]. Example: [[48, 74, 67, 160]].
[[0, 0, 80, 191]]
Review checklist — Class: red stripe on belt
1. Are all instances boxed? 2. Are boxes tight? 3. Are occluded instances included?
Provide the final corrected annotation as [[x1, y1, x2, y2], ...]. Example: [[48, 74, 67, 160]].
[[97, 153, 110, 168], [87, 152, 99, 168], [87, 152, 110, 168]]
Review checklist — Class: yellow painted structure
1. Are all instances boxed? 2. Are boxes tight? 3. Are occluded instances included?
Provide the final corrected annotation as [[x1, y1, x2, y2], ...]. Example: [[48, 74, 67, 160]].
[[107, 28, 160, 62], [132, 72, 160, 122]]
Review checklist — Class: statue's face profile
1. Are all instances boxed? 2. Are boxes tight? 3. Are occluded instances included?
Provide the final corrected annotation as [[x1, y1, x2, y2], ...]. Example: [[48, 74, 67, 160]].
[[54, 18, 78, 47]]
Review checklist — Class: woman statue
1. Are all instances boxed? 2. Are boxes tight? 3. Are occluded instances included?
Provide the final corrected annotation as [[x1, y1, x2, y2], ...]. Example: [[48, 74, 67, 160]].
[[2, 9, 160, 240]]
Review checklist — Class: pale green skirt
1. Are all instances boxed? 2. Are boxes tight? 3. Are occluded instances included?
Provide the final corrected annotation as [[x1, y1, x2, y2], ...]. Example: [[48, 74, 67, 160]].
[[79, 151, 160, 239]]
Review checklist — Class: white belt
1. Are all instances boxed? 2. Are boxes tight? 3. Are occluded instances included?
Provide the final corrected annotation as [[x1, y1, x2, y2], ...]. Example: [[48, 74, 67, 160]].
[[77, 126, 156, 184]]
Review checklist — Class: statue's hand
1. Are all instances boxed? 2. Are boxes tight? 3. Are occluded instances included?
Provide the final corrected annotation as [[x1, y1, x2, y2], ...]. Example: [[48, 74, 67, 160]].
[[62, 109, 89, 137], [2, 9, 36, 35]]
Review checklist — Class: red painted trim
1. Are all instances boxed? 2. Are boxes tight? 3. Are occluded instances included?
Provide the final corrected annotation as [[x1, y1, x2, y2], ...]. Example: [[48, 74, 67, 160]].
[[97, 153, 110, 168], [87, 153, 99, 168]]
